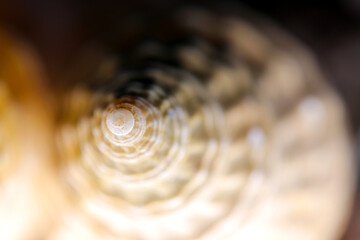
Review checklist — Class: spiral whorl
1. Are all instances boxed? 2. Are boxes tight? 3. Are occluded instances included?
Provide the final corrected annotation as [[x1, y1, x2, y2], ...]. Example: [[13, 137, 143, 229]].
[[58, 65, 225, 213], [52, 6, 355, 240]]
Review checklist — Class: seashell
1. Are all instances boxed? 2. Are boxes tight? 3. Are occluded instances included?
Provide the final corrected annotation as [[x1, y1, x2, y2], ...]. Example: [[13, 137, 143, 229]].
[[52, 5, 355, 240], [0, 29, 62, 240]]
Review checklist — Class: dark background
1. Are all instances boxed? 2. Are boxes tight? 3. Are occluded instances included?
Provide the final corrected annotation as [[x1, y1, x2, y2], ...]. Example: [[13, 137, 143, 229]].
[[0, 0, 359, 238]]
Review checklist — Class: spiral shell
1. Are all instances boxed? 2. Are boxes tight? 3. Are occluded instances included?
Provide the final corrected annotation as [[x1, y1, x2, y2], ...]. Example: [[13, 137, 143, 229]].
[[52, 6, 355, 240], [0, 29, 62, 240]]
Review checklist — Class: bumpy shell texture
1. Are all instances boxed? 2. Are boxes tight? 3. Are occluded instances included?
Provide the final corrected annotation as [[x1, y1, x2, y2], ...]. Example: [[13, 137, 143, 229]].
[[52, 6, 355, 240]]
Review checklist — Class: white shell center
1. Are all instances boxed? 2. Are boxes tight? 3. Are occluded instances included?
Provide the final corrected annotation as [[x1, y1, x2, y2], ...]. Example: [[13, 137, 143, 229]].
[[106, 108, 135, 136]]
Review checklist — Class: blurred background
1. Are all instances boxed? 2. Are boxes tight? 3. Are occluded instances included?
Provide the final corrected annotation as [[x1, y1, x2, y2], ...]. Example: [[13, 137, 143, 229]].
[[0, 0, 359, 239]]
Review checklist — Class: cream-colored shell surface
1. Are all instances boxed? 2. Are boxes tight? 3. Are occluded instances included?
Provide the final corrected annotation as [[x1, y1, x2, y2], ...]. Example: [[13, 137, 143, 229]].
[[0, 30, 64, 240]]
